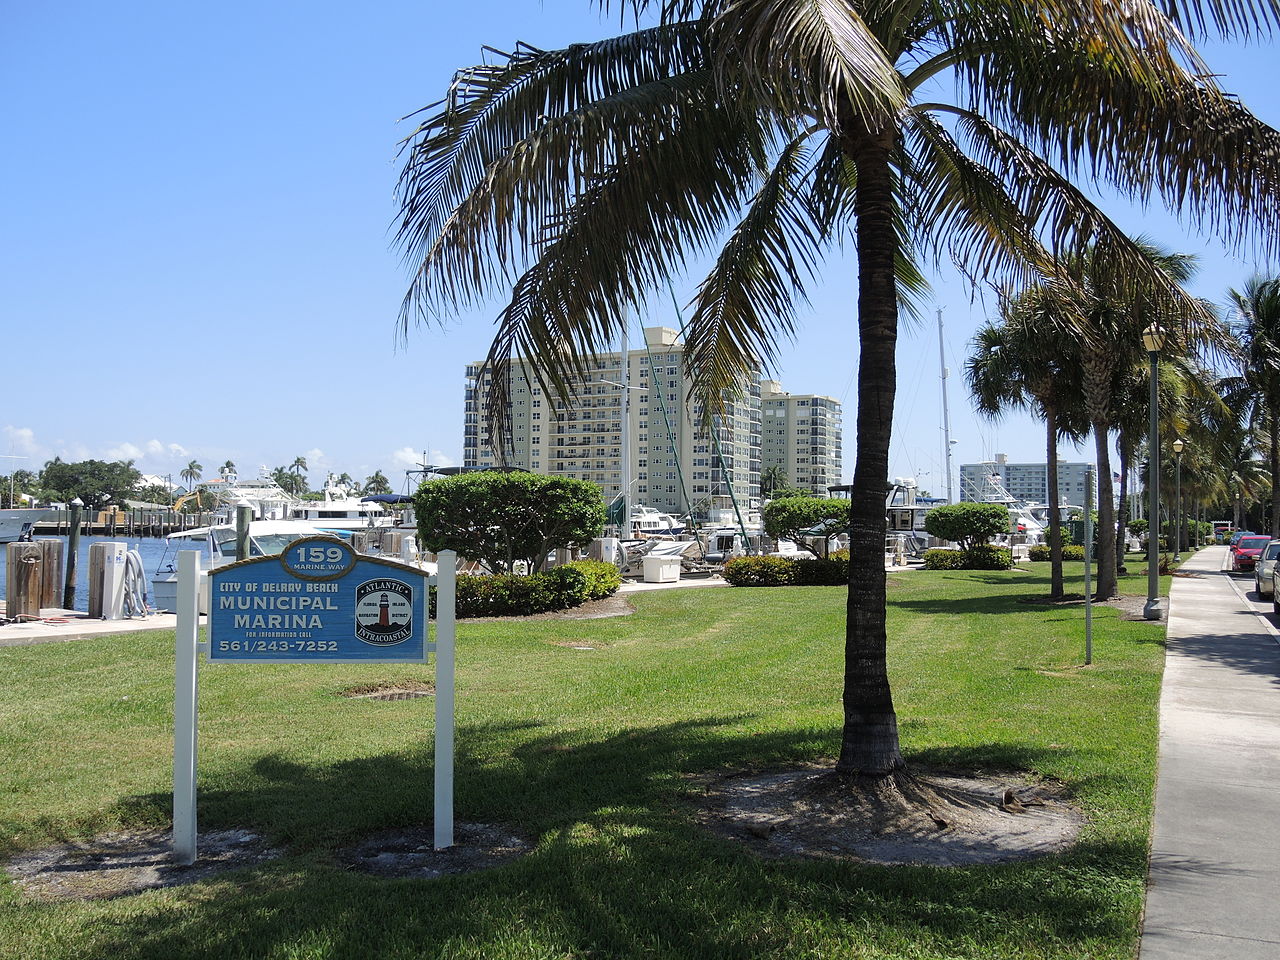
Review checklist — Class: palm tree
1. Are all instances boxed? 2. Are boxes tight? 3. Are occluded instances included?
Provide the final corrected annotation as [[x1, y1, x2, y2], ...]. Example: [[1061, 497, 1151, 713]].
[[396, 1, 1280, 779], [1221, 277, 1280, 538], [290, 456, 309, 494], [180, 460, 202, 490], [364, 470, 392, 495], [1016, 244, 1208, 598], [966, 294, 1086, 598], [760, 465, 789, 499], [221, 459, 237, 478]]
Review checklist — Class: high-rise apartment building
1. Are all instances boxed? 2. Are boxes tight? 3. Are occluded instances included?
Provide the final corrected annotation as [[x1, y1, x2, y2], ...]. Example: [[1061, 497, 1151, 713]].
[[463, 326, 762, 520], [760, 380, 844, 495], [959, 454, 1093, 507]]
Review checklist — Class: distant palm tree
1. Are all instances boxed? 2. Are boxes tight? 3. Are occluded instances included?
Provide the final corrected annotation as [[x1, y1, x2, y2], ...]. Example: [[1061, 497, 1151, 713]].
[[364, 470, 392, 495], [180, 460, 203, 490], [1221, 277, 1280, 537], [290, 456, 309, 494], [221, 459, 236, 477], [967, 296, 1086, 598]]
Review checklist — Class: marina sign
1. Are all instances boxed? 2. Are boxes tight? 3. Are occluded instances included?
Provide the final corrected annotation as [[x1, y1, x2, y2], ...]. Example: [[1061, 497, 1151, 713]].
[[208, 536, 427, 663]]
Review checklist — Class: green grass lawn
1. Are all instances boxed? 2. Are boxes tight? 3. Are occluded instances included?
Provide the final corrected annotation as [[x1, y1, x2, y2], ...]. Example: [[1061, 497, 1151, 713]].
[[0, 561, 1167, 959]]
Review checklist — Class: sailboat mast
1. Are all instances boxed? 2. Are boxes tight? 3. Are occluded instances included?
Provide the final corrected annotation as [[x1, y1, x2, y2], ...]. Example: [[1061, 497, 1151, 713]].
[[938, 307, 955, 503]]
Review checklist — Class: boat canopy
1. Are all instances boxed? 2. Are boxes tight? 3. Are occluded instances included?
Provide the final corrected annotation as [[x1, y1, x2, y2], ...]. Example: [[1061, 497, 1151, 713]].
[[360, 494, 415, 504]]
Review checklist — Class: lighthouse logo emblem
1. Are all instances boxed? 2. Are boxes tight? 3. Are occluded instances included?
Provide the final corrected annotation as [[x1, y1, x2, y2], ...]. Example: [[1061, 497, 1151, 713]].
[[355, 579, 414, 645]]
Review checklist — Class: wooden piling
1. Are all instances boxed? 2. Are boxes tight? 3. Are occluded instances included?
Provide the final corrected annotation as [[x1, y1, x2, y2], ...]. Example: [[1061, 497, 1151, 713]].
[[37, 539, 63, 608], [5, 543, 43, 619], [64, 501, 83, 609], [87, 543, 107, 618]]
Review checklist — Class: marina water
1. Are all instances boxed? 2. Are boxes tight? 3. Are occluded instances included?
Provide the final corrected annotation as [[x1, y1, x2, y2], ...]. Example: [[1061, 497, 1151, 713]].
[[0, 536, 210, 613]]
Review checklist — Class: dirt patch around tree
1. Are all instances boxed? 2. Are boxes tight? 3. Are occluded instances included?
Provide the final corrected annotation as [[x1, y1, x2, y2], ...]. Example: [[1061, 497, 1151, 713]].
[[1019, 593, 1167, 623], [696, 765, 1084, 866], [5, 829, 281, 901]]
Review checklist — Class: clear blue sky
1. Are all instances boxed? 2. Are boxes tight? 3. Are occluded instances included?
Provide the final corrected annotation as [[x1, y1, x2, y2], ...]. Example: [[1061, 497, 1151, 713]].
[[3, 2, 1275, 496]]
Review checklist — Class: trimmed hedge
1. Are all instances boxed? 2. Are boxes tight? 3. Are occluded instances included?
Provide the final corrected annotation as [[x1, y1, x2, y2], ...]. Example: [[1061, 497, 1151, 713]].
[[1028, 544, 1087, 562], [922, 546, 1014, 570], [724, 550, 851, 587], [431, 559, 622, 618], [723, 555, 796, 586]]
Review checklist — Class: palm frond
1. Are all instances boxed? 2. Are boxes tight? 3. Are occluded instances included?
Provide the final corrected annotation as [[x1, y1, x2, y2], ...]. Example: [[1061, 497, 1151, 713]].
[[395, 22, 707, 319], [707, 0, 906, 133], [471, 91, 771, 437], [681, 133, 826, 408]]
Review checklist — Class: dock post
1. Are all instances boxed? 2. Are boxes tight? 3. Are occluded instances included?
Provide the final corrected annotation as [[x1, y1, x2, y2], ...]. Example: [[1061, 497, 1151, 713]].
[[63, 499, 83, 610]]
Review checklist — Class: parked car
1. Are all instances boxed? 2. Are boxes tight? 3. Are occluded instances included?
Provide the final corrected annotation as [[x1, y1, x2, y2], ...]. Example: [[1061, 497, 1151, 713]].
[[1231, 535, 1272, 572], [1256, 541, 1280, 595], [1229, 530, 1257, 546]]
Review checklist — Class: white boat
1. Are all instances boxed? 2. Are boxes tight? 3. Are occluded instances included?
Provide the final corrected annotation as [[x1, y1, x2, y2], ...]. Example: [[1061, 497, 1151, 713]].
[[150, 518, 431, 613], [150, 519, 352, 613], [0, 508, 50, 544], [961, 471, 1047, 543], [284, 474, 393, 530], [629, 504, 685, 536], [181, 466, 298, 520]]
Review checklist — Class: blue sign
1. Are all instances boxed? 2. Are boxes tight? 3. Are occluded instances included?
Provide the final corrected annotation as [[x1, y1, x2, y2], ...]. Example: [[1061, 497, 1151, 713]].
[[208, 536, 428, 663]]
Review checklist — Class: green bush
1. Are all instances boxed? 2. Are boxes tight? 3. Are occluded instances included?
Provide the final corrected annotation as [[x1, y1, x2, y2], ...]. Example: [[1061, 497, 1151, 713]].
[[922, 547, 1013, 570], [1028, 544, 1086, 562], [792, 555, 850, 585], [923, 549, 967, 570], [431, 559, 621, 618], [965, 545, 1014, 570], [923, 502, 1010, 549], [723, 555, 797, 586], [565, 559, 623, 600]]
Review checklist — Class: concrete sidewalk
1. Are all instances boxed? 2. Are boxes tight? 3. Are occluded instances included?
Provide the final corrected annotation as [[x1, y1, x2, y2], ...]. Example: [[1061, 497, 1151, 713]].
[[1141, 545, 1280, 958]]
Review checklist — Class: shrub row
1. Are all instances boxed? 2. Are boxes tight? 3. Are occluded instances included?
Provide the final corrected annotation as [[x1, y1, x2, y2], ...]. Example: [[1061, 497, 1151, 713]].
[[1027, 544, 1087, 562], [922, 546, 1014, 570], [723, 550, 851, 587], [430, 559, 622, 618]]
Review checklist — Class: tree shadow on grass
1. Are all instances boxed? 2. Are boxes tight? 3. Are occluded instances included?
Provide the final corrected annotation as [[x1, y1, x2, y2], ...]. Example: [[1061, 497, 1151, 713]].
[[40, 723, 1156, 960]]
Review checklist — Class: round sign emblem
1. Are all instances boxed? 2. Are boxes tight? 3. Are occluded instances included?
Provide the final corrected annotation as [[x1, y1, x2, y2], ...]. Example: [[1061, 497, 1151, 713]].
[[280, 537, 357, 581], [355, 578, 414, 645]]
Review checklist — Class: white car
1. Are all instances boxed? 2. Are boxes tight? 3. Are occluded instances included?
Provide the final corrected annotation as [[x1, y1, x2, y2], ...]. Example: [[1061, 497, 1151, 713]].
[[1262, 540, 1280, 600]]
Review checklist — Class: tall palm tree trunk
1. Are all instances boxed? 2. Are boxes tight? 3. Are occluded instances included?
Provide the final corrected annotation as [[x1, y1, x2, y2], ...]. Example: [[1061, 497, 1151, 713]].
[[1044, 406, 1065, 599], [1114, 434, 1131, 573], [837, 130, 903, 778], [1082, 350, 1119, 598], [1091, 424, 1119, 598], [1270, 413, 1280, 539]]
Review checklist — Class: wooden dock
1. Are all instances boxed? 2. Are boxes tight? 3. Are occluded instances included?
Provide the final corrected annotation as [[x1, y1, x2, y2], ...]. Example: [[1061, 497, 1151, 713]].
[[32, 508, 219, 539]]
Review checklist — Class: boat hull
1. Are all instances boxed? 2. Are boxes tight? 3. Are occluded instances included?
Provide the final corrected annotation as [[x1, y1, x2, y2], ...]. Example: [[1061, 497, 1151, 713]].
[[0, 509, 51, 544]]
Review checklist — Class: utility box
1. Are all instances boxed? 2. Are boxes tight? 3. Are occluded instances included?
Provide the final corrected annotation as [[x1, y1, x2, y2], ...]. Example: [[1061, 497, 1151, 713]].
[[642, 554, 681, 583], [89, 541, 129, 619]]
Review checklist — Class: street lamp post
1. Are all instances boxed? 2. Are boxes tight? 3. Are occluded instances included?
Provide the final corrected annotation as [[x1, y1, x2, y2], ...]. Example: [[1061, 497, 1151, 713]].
[[1143, 324, 1166, 620], [1172, 438, 1185, 562]]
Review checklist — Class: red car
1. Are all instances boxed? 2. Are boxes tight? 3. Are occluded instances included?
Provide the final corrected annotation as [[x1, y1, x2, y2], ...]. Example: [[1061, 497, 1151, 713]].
[[1231, 535, 1272, 572]]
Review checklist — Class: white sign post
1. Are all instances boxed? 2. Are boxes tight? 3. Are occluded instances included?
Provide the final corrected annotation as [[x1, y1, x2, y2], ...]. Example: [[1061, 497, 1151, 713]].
[[434, 550, 456, 849], [173, 550, 201, 865]]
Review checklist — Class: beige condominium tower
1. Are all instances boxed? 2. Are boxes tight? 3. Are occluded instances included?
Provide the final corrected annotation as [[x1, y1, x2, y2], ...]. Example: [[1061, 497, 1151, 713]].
[[463, 326, 762, 522], [760, 380, 844, 495]]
